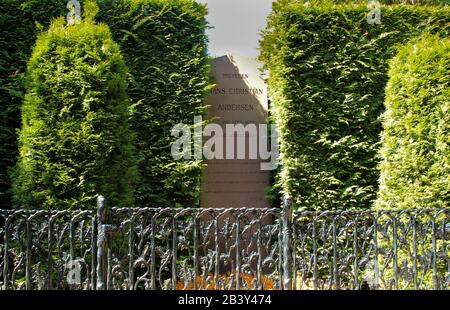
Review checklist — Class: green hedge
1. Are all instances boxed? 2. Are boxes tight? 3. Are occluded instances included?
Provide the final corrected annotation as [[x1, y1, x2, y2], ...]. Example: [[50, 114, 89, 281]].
[[376, 33, 449, 210], [297, 0, 449, 5], [96, 0, 210, 208], [12, 13, 138, 210], [0, 0, 68, 208], [374, 34, 448, 289], [260, 1, 449, 210]]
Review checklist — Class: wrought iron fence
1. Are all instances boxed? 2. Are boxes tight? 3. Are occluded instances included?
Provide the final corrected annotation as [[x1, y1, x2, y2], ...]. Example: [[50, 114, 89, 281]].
[[0, 196, 448, 290], [291, 208, 449, 290]]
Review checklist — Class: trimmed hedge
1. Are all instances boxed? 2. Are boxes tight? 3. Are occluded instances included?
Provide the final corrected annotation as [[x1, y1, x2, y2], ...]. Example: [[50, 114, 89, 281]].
[[0, 0, 67, 208], [374, 34, 448, 289], [96, 0, 210, 208], [260, 1, 449, 210], [301, 0, 449, 4], [376, 33, 449, 210], [12, 13, 138, 209]]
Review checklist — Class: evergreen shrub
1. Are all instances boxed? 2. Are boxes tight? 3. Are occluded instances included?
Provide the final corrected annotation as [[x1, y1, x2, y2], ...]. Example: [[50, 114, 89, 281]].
[[260, 1, 449, 210], [12, 11, 138, 209]]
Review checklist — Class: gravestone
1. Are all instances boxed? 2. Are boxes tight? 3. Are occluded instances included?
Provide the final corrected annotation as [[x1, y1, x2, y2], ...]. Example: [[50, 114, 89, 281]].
[[200, 55, 270, 209]]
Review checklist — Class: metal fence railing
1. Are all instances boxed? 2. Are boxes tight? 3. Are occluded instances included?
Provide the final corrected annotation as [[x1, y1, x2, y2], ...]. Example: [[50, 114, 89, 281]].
[[0, 196, 448, 290], [291, 209, 449, 290]]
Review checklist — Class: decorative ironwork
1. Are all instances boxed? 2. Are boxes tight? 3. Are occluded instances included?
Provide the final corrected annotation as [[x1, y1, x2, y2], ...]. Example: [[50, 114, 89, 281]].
[[291, 209, 449, 290], [0, 200, 448, 290]]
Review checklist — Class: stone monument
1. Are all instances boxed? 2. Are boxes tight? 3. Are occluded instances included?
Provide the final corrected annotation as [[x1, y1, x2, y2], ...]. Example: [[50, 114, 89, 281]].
[[201, 55, 270, 209]]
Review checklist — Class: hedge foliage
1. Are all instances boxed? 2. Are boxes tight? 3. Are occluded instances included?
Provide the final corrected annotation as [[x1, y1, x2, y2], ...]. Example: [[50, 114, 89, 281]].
[[96, 0, 210, 208], [0, 0, 68, 208], [296, 0, 449, 5], [260, 1, 449, 210], [374, 34, 449, 288], [12, 13, 138, 210], [376, 33, 449, 210]]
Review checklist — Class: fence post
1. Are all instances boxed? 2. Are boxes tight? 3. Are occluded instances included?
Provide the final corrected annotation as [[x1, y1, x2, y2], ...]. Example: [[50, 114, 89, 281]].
[[282, 194, 293, 290], [96, 195, 107, 290]]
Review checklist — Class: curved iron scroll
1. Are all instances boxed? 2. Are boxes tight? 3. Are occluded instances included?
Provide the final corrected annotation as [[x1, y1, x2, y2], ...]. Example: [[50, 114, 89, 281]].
[[1, 206, 448, 290]]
